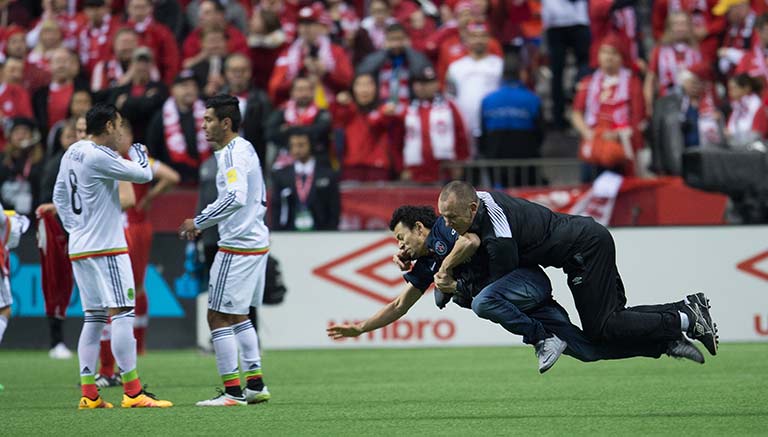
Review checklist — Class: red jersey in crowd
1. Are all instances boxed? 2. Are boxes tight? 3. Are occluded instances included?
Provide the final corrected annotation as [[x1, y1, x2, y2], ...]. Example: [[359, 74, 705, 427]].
[[182, 25, 249, 61], [329, 101, 403, 181], [0, 82, 34, 150], [47, 81, 75, 131], [398, 96, 469, 183], [574, 68, 645, 175], [77, 13, 119, 75], [126, 16, 180, 86]]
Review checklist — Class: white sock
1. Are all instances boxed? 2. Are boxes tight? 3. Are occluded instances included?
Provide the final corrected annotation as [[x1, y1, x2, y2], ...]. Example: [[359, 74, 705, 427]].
[[233, 320, 262, 378], [111, 310, 137, 375], [0, 314, 8, 344], [211, 327, 240, 380], [679, 311, 690, 331], [79, 311, 108, 378]]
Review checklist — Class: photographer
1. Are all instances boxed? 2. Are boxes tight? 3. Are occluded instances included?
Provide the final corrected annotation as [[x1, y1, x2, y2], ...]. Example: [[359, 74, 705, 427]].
[[0, 118, 45, 216]]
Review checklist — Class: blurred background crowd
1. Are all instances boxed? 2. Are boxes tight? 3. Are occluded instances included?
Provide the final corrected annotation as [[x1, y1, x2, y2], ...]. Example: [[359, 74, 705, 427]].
[[1, 0, 768, 227]]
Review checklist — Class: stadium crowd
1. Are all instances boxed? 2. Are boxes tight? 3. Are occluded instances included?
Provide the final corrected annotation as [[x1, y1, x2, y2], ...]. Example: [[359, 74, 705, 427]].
[[1, 0, 768, 224]]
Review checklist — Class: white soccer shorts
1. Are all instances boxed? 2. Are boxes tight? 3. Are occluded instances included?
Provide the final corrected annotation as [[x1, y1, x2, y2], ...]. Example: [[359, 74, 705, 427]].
[[72, 254, 136, 310], [0, 276, 11, 308], [208, 249, 268, 315]]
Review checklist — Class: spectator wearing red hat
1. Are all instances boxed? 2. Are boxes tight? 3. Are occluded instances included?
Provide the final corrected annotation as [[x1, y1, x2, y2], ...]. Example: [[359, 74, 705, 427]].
[[725, 73, 768, 146], [268, 3, 353, 106], [713, 0, 758, 77], [32, 48, 87, 136], [26, 0, 86, 52], [27, 20, 63, 73], [125, 0, 180, 86], [330, 73, 402, 181], [360, 0, 397, 50], [77, 0, 119, 76], [445, 22, 503, 152], [0, 58, 33, 151], [394, 65, 469, 183], [588, 0, 644, 72], [357, 23, 432, 105], [735, 13, 768, 102], [247, 8, 288, 90], [182, 0, 249, 63], [651, 0, 721, 61], [645, 12, 703, 116], [1, 25, 28, 58], [572, 35, 645, 179]]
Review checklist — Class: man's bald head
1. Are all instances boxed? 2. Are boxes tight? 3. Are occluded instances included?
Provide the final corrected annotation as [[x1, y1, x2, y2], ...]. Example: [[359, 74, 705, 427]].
[[438, 181, 478, 234]]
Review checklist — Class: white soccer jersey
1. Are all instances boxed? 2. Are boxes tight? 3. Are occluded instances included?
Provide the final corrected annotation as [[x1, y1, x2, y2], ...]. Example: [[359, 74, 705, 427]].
[[53, 140, 153, 260], [194, 136, 269, 252]]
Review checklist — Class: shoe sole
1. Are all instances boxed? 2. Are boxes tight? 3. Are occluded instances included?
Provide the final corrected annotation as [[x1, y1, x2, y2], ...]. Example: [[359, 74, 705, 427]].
[[688, 294, 718, 356], [247, 396, 271, 404]]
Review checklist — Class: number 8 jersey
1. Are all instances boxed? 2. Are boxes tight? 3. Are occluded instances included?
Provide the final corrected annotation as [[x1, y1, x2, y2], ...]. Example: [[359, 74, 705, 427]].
[[53, 140, 153, 261]]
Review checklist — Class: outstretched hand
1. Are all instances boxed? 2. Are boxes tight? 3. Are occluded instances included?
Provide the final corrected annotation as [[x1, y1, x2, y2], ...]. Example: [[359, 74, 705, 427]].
[[326, 323, 363, 339], [392, 249, 412, 271]]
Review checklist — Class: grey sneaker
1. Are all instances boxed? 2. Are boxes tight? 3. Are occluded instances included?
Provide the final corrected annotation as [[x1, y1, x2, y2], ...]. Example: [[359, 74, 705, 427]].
[[685, 292, 718, 356], [666, 338, 705, 364], [534, 335, 567, 374]]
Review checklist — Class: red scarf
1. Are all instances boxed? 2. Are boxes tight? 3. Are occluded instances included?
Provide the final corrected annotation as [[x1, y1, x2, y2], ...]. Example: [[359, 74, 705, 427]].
[[727, 93, 763, 134], [403, 96, 456, 166], [283, 100, 319, 126], [657, 44, 701, 93], [612, 8, 638, 62], [584, 68, 632, 128], [78, 14, 112, 69], [378, 61, 411, 103], [161, 97, 210, 167], [284, 36, 336, 80], [724, 12, 756, 49]]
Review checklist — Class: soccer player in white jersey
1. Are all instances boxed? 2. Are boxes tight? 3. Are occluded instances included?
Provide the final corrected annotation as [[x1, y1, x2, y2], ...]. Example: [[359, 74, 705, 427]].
[[53, 104, 173, 409], [0, 206, 31, 393], [179, 95, 271, 407]]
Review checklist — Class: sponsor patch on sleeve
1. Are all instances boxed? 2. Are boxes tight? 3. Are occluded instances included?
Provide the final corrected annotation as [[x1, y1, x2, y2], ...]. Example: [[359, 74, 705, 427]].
[[226, 168, 238, 183]]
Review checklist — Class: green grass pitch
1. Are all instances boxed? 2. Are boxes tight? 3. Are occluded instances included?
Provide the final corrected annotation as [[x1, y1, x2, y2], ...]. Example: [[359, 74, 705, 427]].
[[2, 344, 767, 435]]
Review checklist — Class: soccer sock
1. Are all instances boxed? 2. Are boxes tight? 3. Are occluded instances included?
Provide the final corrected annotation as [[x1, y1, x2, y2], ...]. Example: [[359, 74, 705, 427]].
[[0, 314, 8, 344], [233, 320, 264, 390], [679, 311, 690, 331], [211, 327, 242, 397], [48, 316, 64, 349], [79, 311, 108, 399], [111, 310, 142, 396], [134, 292, 148, 355], [99, 322, 115, 378]]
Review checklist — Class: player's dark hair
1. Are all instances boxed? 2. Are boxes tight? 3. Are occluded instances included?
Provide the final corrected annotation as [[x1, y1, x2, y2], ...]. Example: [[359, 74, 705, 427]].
[[731, 72, 764, 94], [389, 205, 437, 231], [287, 126, 312, 142], [85, 103, 120, 136], [205, 94, 241, 132], [440, 180, 478, 204]]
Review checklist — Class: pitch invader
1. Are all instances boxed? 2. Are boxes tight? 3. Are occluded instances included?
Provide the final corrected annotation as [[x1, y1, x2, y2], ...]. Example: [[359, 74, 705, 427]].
[[179, 95, 271, 407], [53, 104, 173, 409]]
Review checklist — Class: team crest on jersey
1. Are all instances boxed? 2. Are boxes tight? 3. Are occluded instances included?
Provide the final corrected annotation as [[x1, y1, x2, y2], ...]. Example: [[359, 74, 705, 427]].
[[434, 240, 447, 255]]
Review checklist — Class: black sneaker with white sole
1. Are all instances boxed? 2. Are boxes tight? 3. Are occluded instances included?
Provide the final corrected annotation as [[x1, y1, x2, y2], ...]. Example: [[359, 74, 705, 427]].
[[684, 292, 718, 356], [666, 338, 705, 364]]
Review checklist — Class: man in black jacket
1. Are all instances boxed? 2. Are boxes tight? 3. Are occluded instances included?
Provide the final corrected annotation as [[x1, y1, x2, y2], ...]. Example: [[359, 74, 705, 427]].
[[435, 181, 719, 356], [270, 127, 340, 231]]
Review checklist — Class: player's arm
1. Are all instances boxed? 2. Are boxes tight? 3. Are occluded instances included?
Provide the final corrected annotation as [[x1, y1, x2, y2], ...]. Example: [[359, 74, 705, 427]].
[[438, 232, 480, 275], [118, 181, 136, 210], [189, 151, 249, 232], [138, 159, 180, 210], [52, 170, 73, 229], [326, 284, 422, 339], [94, 144, 153, 183]]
